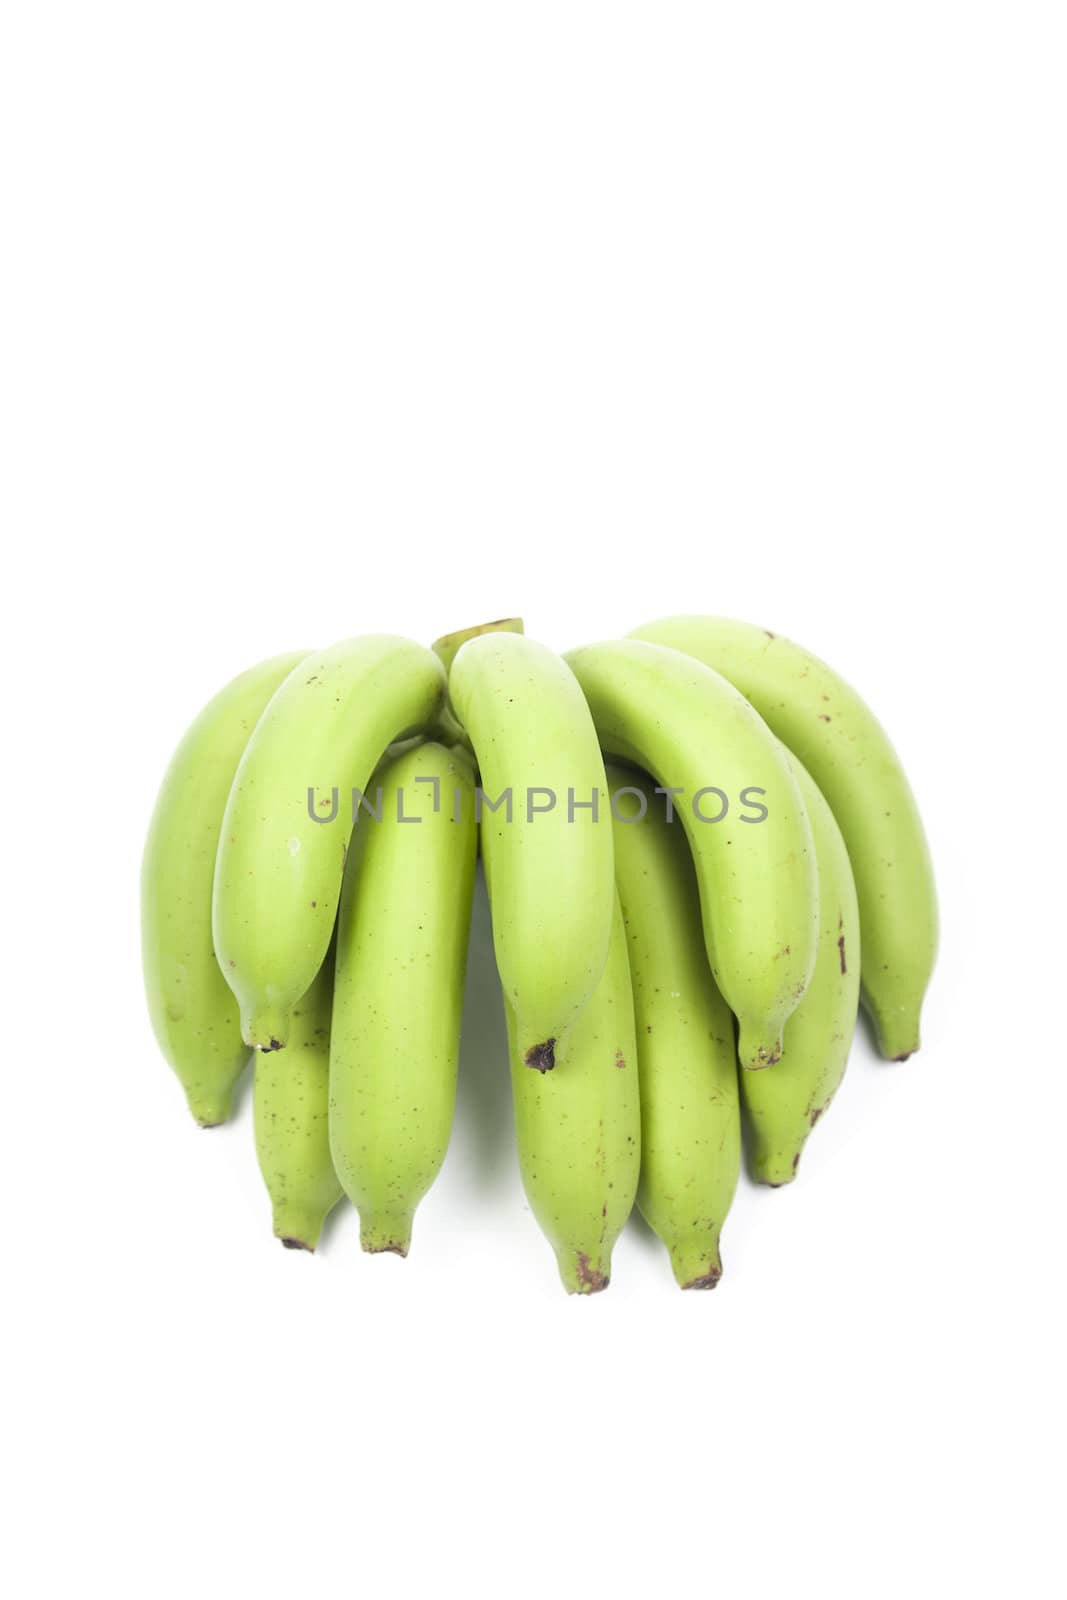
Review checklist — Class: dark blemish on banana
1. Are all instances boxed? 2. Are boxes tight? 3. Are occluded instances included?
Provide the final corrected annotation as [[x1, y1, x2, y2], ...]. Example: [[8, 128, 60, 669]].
[[615, 1050, 626, 1070], [838, 935, 847, 974], [574, 1252, 609, 1293], [524, 1039, 556, 1073], [682, 1264, 722, 1291]]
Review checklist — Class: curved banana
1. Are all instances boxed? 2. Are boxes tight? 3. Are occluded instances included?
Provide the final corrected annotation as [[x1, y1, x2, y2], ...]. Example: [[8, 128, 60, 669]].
[[628, 615, 937, 1059], [213, 635, 447, 1052], [506, 893, 641, 1294], [608, 766, 741, 1290], [742, 756, 861, 1186], [253, 945, 343, 1249], [449, 632, 614, 1072], [142, 650, 308, 1125], [329, 741, 477, 1256], [564, 639, 818, 1069]]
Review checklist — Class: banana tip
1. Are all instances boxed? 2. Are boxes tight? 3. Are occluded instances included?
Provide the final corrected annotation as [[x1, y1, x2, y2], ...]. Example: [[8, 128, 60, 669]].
[[758, 1150, 802, 1187], [681, 1267, 722, 1291], [567, 1251, 610, 1294], [739, 1028, 783, 1070], [280, 1237, 314, 1252]]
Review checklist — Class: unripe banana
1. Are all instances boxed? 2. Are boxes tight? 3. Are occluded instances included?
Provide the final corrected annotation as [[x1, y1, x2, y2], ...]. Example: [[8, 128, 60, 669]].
[[742, 756, 861, 1186], [608, 766, 741, 1290], [506, 894, 640, 1294], [213, 636, 447, 1052], [253, 945, 343, 1249], [628, 615, 937, 1059], [564, 639, 818, 1069], [449, 632, 614, 1072], [329, 742, 477, 1256], [142, 650, 309, 1126]]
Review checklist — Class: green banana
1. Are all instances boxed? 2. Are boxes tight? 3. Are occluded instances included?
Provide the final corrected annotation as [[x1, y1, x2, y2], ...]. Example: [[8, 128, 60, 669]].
[[142, 650, 308, 1125], [506, 893, 641, 1294], [564, 638, 818, 1069], [329, 741, 477, 1256], [253, 944, 343, 1249], [608, 766, 741, 1290], [213, 635, 447, 1052], [628, 615, 937, 1059], [742, 756, 861, 1186], [449, 632, 614, 1072]]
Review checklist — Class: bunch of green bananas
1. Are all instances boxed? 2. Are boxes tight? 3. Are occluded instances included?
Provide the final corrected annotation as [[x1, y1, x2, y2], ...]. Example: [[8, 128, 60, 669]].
[[142, 614, 936, 1291]]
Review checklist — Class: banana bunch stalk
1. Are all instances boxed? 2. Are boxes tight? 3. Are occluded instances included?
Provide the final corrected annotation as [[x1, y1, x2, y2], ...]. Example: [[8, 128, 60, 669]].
[[142, 610, 936, 1294]]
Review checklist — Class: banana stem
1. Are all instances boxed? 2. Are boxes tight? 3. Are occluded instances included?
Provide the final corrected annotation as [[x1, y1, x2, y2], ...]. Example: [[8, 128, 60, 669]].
[[429, 620, 523, 757], [431, 617, 524, 673]]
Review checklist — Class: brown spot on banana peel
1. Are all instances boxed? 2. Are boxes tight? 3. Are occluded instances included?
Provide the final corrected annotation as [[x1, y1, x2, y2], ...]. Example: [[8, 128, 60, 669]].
[[574, 1253, 609, 1293], [746, 1039, 782, 1069], [524, 1038, 556, 1072], [838, 935, 847, 974], [614, 1049, 626, 1069]]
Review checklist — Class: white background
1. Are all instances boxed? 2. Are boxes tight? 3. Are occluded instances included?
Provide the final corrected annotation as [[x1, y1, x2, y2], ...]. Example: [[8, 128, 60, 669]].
[[3, 4, 1064, 1596]]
